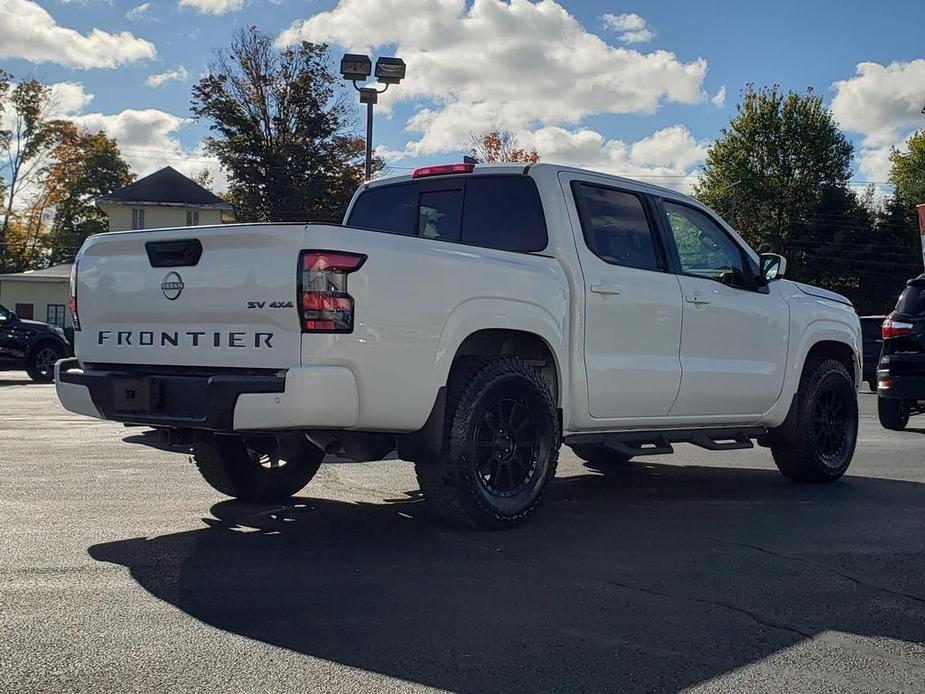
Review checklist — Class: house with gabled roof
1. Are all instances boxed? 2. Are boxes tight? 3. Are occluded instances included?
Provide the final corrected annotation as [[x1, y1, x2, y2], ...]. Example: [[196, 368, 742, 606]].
[[96, 166, 234, 232]]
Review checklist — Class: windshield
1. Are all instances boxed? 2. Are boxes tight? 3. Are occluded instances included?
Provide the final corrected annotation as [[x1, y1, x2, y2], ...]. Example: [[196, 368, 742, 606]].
[[0, 304, 9, 321]]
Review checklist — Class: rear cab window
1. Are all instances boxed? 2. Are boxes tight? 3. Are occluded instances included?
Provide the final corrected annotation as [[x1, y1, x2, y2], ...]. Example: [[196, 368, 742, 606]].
[[346, 174, 547, 252], [895, 280, 925, 316]]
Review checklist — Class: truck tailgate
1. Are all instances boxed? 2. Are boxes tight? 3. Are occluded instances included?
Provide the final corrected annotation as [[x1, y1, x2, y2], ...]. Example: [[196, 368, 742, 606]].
[[74, 224, 306, 369]]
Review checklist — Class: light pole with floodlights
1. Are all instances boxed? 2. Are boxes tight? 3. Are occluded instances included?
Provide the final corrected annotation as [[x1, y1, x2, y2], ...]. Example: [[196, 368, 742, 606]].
[[340, 54, 406, 180]]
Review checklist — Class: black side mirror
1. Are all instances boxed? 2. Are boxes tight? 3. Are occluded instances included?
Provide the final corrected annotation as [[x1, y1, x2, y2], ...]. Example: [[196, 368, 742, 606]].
[[759, 253, 787, 284]]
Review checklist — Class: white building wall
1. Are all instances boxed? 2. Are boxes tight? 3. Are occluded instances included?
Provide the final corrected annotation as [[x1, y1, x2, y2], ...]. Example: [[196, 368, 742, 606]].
[[0, 280, 71, 327], [101, 204, 224, 232]]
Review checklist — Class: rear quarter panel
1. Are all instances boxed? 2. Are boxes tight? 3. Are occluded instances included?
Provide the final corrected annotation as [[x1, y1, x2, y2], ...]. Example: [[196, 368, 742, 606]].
[[300, 224, 569, 431]]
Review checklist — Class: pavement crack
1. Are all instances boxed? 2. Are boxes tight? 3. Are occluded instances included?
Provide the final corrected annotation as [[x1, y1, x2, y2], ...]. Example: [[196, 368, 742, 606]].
[[707, 536, 925, 605]]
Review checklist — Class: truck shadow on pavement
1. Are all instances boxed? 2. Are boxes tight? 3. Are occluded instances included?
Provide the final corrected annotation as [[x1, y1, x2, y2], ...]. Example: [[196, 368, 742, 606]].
[[88, 462, 925, 693]]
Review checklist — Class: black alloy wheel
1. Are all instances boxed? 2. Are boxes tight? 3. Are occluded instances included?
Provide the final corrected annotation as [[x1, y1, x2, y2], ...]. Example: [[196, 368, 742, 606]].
[[472, 398, 541, 498], [811, 384, 852, 466], [27, 344, 63, 382]]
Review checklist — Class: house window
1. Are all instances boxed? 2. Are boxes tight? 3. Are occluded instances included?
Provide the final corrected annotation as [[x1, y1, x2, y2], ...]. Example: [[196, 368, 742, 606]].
[[132, 208, 145, 230], [14, 303, 34, 320], [46, 304, 66, 327], [186, 209, 200, 226]]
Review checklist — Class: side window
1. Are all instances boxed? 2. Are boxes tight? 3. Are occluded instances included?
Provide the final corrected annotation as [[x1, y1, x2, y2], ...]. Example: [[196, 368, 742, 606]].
[[663, 201, 749, 288], [572, 182, 662, 271], [461, 177, 547, 252], [418, 190, 462, 241]]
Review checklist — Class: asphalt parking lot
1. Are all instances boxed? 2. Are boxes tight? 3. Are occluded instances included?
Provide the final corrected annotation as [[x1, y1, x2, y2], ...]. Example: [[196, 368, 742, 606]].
[[1, 372, 924, 694]]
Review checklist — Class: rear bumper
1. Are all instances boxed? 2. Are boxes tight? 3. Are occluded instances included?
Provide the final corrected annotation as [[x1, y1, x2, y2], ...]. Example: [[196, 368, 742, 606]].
[[55, 358, 359, 431], [877, 354, 925, 401]]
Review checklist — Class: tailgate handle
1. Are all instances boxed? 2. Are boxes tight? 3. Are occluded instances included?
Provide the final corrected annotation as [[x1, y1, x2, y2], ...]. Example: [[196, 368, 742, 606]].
[[145, 239, 203, 268]]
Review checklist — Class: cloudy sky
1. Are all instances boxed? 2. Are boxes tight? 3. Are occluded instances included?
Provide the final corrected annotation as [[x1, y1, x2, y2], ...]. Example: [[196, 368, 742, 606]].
[[1, 0, 923, 192]]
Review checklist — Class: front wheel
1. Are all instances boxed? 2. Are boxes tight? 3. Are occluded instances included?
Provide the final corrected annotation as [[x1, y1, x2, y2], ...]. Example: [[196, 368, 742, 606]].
[[192, 434, 323, 501], [26, 342, 64, 382], [878, 397, 909, 431], [769, 359, 858, 482], [415, 357, 560, 529]]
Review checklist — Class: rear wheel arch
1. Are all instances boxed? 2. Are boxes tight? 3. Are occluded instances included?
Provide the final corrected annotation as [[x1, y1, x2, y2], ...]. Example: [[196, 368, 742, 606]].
[[450, 329, 560, 407], [398, 329, 561, 463]]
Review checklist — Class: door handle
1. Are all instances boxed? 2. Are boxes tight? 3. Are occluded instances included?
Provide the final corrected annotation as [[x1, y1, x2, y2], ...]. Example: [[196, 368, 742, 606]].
[[590, 283, 622, 295], [685, 294, 711, 305]]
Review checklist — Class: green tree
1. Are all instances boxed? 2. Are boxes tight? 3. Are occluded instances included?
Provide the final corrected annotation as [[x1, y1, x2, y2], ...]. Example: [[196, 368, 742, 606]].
[[691, 85, 903, 310], [888, 129, 925, 224], [193, 167, 214, 191], [191, 26, 377, 223], [44, 124, 134, 264], [694, 85, 854, 252], [0, 78, 66, 261]]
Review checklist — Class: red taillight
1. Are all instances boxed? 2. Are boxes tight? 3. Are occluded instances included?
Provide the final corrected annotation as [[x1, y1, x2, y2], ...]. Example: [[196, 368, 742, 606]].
[[298, 251, 366, 333], [411, 163, 475, 178], [882, 317, 914, 339], [69, 260, 80, 331]]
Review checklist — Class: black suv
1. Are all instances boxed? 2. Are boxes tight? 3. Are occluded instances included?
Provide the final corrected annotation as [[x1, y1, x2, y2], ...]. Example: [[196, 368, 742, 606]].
[[877, 275, 925, 429], [0, 303, 69, 382]]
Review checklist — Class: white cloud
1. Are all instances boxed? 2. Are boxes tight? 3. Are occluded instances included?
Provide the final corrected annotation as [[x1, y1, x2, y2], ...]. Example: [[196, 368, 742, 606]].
[[178, 0, 246, 15], [602, 12, 655, 44], [0, 0, 156, 69], [711, 86, 726, 107], [831, 60, 925, 182], [127, 3, 155, 21], [523, 124, 706, 189], [145, 66, 190, 88], [280, 0, 707, 161]]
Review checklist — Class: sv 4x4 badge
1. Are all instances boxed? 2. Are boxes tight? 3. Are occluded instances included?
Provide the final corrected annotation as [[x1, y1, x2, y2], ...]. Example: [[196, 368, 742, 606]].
[[247, 300, 294, 309]]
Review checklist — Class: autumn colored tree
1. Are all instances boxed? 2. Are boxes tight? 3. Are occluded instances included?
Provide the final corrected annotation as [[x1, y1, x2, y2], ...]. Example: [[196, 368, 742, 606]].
[[0, 76, 68, 263], [467, 130, 540, 164], [192, 26, 378, 223], [44, 124, 133, 264]]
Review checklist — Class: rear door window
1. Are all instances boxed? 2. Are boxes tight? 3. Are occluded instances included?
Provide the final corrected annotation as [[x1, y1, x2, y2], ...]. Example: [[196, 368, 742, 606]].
[[572, 182, 663, 271]]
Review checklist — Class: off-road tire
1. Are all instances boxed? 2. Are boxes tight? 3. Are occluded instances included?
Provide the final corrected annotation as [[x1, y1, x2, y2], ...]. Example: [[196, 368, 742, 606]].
[[878, 397, 909, 431], [26, 342, 64, 382], [570, 444, 632, 466], [769, 358, 858, 482], [192, 434, 323, 501], [414, 356, 560, 530]]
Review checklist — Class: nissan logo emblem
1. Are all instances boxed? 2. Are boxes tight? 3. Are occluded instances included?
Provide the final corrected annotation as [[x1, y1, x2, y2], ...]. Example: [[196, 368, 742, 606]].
[[161, 272, 184, 301]]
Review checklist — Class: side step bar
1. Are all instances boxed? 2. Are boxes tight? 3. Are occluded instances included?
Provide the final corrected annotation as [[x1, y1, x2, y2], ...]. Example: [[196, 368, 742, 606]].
[[563, 426, 767, 458]]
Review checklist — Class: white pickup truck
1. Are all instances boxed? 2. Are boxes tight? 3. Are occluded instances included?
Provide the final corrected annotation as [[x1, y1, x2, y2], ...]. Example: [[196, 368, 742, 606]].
[[56, 162, 862, 529]]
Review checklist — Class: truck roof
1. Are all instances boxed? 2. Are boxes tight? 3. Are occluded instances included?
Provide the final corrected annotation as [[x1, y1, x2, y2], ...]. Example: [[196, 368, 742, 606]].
[[366, 161, 698, 204]]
